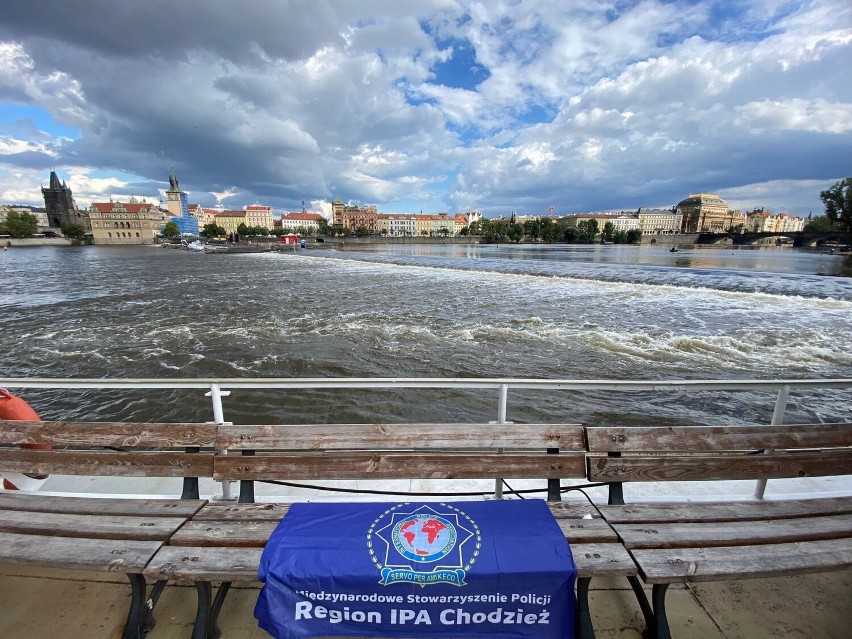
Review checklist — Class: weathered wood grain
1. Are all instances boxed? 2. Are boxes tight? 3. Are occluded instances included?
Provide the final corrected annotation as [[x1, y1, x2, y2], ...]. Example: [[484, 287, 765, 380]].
[[570, 542, 638, 578], [144, 545, 263, 582], [556, 517, 619, 543], [0, 531, 163, 573], [169, 520, 277, 547], [546, 502, 602, 519], [615, 514, 852, 549], [0, 493, 205, 517], [585, 423, 852, 453], [214, 452, 586, 480], [192, 502, 293, 522], [588, 450, 852, 481], [0, 510, 190, 541], [632, 537, 852, 583], [597, 496, 852, 524], [0, 448, 214, 477], [0, 420, 217, 447], [216, 423, 585, 450]]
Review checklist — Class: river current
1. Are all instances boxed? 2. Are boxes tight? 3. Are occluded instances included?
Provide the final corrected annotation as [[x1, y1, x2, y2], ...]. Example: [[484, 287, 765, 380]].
[[2, 243, 850, 426]]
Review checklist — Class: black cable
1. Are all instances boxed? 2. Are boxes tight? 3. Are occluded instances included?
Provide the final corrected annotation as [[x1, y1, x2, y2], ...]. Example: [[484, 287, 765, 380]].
[[255, 479, 611, 499]]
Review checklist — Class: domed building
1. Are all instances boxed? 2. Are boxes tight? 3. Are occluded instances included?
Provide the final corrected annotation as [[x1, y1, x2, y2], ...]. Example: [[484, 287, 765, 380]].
[[676, 193, 733, 233]]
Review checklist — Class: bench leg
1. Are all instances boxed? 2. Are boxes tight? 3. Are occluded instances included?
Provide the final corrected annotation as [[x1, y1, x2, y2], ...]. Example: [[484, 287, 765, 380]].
[[650, 584, 672, 639], [575, 577, 596, 639], [143, 580, 168, 632], [624, 575, 656, 638], [192, 580, 231, 639], [123, 574, 147, 639]]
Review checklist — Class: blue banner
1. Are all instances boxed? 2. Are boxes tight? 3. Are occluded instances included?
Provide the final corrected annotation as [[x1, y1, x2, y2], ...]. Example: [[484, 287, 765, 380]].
[[255, 499, 575, 638]]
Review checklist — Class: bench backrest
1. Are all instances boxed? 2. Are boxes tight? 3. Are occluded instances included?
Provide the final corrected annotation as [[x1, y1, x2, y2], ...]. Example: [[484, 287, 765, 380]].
[[0, 419, 217, 498], [586, 423, 852, 484], [214, 422, 586, 502]]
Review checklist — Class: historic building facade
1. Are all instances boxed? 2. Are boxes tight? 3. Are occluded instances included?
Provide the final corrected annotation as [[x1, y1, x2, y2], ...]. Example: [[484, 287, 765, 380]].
[[331, 197, 378, 233], [676, 193, 745, 233], [637, 208, 683, 235], [88, 201, 168, 244]]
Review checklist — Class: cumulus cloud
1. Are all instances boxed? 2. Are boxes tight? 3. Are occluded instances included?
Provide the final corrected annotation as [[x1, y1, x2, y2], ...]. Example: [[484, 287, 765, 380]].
[[0, 0, 850, 216]]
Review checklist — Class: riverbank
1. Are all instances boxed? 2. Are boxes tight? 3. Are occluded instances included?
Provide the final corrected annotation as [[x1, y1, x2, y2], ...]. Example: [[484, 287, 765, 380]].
[[2, 237, 73, 247]]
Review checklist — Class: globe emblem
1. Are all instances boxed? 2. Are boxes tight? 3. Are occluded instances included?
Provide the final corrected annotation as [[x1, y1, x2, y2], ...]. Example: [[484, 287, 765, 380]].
[[392, 514, 457, 562]]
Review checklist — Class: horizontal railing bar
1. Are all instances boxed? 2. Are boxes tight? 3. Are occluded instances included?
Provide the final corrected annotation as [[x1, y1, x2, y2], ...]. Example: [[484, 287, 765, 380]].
[[1, 377, 851, 391]]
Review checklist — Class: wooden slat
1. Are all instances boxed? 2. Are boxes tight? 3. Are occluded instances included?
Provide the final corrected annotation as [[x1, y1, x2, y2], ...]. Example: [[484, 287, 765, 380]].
[[194, 501, 600, 523], [144, 545, 263, 582], [587, 450, 852, 482], [547, 502, 603, 519], [585, 423, 852, 453], [169, 520, 276, 547], [0, 420, 218, 447], [0, 493, 205, 517], [632, 537, 852, 583], [0, 531, 163, 573], [214, 452, 586, 481], [0, 449, 214, 477], [556, 517, 619, 543], [192, 502, 293, 522], [146, 543, 610, 583], [597, 496, 852, 524], [615, 514, 852, 549], [570, 542, 638, 578], [216, 423, 585, 450], [0, 511, 190, 541]]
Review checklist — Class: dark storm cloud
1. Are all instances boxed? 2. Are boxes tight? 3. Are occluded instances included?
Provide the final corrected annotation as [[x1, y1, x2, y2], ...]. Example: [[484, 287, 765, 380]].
[[0, 0, 342, 64]]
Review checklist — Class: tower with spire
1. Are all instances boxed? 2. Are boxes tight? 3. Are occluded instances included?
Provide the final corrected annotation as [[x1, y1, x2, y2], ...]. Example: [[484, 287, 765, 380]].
[[42, 170, 86, 230], [165, 166, 189, 218]]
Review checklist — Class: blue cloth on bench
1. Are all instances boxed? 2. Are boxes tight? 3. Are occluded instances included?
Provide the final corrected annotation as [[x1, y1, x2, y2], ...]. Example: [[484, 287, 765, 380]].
[[256, 499, 575, 638]]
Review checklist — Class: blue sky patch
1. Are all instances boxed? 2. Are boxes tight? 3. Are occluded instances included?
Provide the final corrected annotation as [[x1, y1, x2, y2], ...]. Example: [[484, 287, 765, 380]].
[[429, 37, 490, 90], [0, 104, 80, 139]]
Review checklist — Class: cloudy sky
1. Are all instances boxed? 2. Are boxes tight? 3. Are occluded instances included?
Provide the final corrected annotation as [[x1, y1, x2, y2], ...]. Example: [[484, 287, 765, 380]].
[[1, 0, 850, 217]]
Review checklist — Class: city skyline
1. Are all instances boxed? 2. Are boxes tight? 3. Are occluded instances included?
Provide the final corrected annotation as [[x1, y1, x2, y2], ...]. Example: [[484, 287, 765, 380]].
[[1, 1, 850, 217]]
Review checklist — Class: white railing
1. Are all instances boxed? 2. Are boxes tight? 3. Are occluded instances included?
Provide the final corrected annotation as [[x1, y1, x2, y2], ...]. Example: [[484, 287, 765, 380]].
[[2, 377, 851, 501]]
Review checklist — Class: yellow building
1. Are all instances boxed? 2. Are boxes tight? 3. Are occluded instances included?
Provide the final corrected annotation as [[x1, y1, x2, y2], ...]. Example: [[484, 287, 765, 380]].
[[88, 201, 167, 245], [214, 210, 247, 234]]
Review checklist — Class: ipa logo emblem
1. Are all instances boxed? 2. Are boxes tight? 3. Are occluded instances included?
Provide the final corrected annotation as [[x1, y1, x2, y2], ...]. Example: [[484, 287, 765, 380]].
[[368, 503, 480, 587]]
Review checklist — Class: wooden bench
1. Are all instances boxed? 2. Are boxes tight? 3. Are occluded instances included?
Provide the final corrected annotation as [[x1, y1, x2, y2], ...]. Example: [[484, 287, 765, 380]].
[[586, 423, 852, 639], [144, 422, 636, 639], [0, 419, 216, 638]]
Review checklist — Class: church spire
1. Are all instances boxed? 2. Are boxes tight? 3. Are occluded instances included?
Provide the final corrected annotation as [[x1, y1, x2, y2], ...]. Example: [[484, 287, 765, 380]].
[[168, 166, 179, 191]]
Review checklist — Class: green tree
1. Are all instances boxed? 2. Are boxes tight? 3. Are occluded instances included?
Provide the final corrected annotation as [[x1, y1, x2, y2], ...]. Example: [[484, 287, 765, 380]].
[[61, 223, 86, 239], [507, 223, 524, 242], [355, 225, 370, 237], [202, 222, 225, 237], [819, 178, 852, 246], [317, 218, 331, 236], [626, 229, 643, 244], [161, 221, 180, 238], [3, 211, 38, 238], [602, 221, 614, 242], [804, 215, 834, 233], [237, 222, 250, 237], [576, 219, 599, 243]]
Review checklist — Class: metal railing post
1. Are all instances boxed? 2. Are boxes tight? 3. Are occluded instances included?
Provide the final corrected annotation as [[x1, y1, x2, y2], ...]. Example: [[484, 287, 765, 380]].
[[494, 384, 509, 499], [206, 383, 235, 501], [754, 385, 790, 500]]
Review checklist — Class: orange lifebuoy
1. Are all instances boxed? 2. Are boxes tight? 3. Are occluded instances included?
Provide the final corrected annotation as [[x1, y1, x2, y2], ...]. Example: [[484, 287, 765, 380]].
[[0, 389, 51, 490]]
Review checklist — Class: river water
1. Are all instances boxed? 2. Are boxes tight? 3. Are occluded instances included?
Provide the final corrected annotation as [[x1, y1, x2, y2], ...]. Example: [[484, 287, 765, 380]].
[[2, 243, 851, 427]]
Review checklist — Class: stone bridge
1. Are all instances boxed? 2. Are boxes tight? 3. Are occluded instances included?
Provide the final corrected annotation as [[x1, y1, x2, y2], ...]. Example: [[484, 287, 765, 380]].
[[696, 231, 843, 247]]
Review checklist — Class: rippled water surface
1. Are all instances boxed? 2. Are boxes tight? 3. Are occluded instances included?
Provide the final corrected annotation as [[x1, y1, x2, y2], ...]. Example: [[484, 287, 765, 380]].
[[2, 243, 850, 425]]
